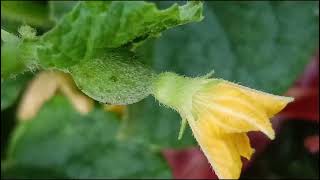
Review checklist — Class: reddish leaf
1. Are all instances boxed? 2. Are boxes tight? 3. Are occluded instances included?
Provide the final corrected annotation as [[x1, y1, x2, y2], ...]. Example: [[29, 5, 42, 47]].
[[279, 53, 319, 122], [280, 87, 319, 122], [304, 135, 319, 154], [162, 148, 218, 179]]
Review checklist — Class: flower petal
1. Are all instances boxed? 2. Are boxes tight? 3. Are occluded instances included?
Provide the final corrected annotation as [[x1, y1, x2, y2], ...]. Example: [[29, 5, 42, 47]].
[[194, 83, 276, 139], [231, 133, 254, 160], [187, 114, 242, 179], [193, 105, 255, 160], [223, 81, 294, 117], [193, 79, 294, 139]]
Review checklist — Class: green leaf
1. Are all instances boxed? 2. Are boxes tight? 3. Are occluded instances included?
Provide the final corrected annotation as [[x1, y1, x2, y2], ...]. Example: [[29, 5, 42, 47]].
[[1, 29, 39, 79], [39, 2, 202, 69], [38, 1, 203, 70], [1, 73, 32, 111], [1, 29, 19, 42], [48, 1, 78, 23], [1, 1, 54, 29], [127, 1, 319, 147], [1, 1, 203, 104], [3, 96, 171, 178]]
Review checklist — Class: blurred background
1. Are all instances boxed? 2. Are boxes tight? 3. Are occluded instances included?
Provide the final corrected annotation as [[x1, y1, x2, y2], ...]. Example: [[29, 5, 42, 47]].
[[1, 1, 319, 179]]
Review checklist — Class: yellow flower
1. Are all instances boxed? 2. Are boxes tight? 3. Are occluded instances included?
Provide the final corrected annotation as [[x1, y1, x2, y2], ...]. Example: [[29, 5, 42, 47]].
[[152, 72, 294, 179]]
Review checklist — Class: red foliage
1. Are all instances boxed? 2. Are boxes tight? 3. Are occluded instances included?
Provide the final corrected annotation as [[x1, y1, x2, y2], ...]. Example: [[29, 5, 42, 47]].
[[162, 148, 217, 179], [304, 135, 319, 154], [280, 53, 319, 122]]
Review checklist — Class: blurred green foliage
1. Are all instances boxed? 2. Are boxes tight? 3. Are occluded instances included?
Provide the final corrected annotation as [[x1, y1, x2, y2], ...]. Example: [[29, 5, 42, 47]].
[[1, 73, 33, 110], [3, 96, 171, 178], [1, 1, 53, 31]]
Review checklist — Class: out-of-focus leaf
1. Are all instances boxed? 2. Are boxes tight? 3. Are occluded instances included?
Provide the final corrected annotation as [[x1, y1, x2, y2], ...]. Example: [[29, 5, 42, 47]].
[[281, 54, 319, 121], [3, 96, 171, 178], [163, 148, 217, 179], [1, 29, 19, 42], [1, 73, 32, 111], [128, 1, 319, 148], [49, 1, 78, 22], [304, 135, 319, 154], [154, 1, 318, 94], [120, 97, 196, 148], [1, 1, 54, 29]]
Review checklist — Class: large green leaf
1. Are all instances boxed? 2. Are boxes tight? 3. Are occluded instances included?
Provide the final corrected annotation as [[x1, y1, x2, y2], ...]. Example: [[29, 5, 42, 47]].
[[38, 1, 203, 104], [3, 96, 171, 178], [127, 1, 319, 147], [48, 1, 78, 23], [120, 97, 196, 148], [38, 1, 203, 70], [1, 1, 204, 105]]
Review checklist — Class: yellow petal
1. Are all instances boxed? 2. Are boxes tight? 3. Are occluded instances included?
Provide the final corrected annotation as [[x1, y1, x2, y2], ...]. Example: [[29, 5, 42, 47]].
[[223, 81, 294, 117], [231, 133, 254, 160], [193, 79, 294, 139], [194, 82, 275, 139], [187, 114, 242, 179], [193, 106, 255, 159], [193, 97, 265, 132]]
